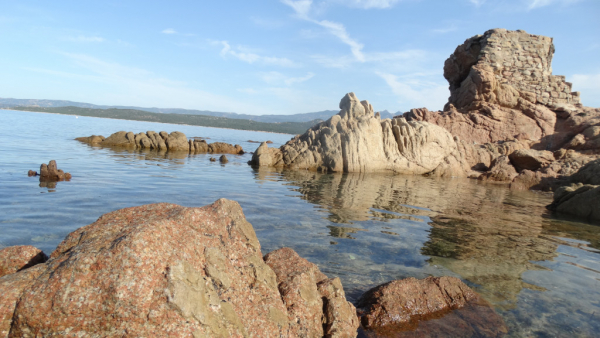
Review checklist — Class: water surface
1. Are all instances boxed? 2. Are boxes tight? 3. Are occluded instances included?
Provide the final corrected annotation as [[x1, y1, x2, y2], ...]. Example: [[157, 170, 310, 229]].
[[1, 110, 599, 337]]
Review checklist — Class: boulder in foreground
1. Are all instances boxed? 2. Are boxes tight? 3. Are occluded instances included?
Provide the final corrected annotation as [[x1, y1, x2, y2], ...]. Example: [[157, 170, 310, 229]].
[[1, 200, 358, 337]]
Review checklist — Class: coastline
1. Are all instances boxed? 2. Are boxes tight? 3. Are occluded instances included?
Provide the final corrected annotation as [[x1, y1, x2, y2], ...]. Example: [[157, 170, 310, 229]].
[[0, 108, 298, 136]]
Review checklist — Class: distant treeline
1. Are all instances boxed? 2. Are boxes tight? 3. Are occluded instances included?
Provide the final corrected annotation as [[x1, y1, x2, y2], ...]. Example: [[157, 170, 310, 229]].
[[8, 106, 321, 135]]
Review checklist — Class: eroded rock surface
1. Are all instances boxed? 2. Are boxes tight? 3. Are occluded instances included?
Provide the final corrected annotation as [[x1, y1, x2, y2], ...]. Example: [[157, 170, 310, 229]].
[[0, 246, 47, 278], [77, 131, 244, 155], [547, 160, 600, 221], [30, 160, 72, 182], [250, 93, 474, 177], [264, 247, 359, 338], [2, 200, 358, 337]]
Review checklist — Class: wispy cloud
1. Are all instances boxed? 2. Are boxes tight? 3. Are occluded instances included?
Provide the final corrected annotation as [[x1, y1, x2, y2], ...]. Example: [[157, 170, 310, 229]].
[[215, 41, 299, 67], [431, 24, 458, 34], [161, 28, 177, 34], [377, 72, 449, 111], [527, 0, 582, 9], [333, 0, 401, 9], [260, 71, 315, 86], [469, 0, 486, 7], [281, 0, 366, 62], [64, 35, 105, 43]]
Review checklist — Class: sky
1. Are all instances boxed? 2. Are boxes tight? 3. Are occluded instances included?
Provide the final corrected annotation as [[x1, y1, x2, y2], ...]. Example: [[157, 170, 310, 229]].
[[1, 0, 598, 115]]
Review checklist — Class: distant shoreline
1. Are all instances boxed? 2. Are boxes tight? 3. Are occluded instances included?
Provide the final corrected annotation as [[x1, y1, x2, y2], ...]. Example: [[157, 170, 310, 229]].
[[1, 108, 300, 136]]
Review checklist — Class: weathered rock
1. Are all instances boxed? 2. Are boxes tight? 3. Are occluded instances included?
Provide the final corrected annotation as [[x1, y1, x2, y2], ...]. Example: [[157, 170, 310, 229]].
[[0, 245, 47, 278], [478, 155, 518, 182], [509, 169, 557, 191], [250, 93, 470, 177], [569, 159, 600, 185], [357, 276, 478, 331], [4, 201, 357, 337], [77, 131, 244, 155], [36, 160, 71, 182], [0, 265, 46, 337], [264, 247, 359, 338], [219, 155, 228, 163], [508, 149, 554, 172], [547, 183, 600, 221], [209, 157, 217, 162], [9, 200, 293, 337], [27, 170, 36, 177], [209, 142, 244, 155]]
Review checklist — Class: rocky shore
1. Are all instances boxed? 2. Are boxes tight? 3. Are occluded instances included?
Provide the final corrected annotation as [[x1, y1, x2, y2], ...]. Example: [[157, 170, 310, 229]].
[[250, 29, 598, 182], [0, 199, 507, 337], [77, 130, 244, 155], [250, 28, 599, 221]]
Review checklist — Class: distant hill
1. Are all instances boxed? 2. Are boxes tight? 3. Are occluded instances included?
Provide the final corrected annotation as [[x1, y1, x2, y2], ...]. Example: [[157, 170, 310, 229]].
[[0, 97, 397, 123], [6, 106, 321, 135]]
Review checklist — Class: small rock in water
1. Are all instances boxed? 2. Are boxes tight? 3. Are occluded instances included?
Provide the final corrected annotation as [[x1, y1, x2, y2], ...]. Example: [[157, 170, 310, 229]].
[[31, 160, 71, 183], [209, 157, 217, 162], [27, 170, 37, 177], [219, 155, 229, 163]]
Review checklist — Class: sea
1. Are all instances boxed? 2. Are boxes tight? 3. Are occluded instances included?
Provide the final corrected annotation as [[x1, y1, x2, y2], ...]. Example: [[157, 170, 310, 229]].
[[1, 109, 599, 337]]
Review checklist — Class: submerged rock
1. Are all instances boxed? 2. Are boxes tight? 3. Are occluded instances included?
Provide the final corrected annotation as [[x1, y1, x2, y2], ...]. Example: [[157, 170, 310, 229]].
[[219, 155, 229, 163], [77, 130, 244, 155], [0, 246, 47, 278], [1, 200, 358, 337], [357, 276, 507, 337]]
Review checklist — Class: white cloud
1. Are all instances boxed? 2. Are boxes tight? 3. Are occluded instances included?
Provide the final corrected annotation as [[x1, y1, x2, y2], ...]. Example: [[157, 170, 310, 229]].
[[377, 72, 449, 111], [65, 35, 105, 43], [527, 0, 582, 9], [334, 0, 400, 9], [469, 0, 486, 6], [260, 71, 315, 86], [281, 0, 366, 62], [162, 28, 177, 34], [216, 41, 299, 67], [571, 72, 600, 106], [431, 24, 458, 34], [281, 0, 313, 19]]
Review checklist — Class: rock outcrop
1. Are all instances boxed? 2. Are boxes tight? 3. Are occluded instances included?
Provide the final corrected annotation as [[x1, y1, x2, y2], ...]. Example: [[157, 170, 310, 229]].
[[547, 159, 600, 221], [28, 160, 72, 182], [0, 200, 358, 337], [250, 93, 477, 177], [250, 29, 600, 192], [0, 246, 47, 278], [77, 131, 244, 155], [357, 276, 507, 337]]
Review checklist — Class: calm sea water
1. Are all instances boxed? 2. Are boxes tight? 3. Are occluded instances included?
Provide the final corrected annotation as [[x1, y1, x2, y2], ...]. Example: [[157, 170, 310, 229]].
[[1, 109, 599, 337]]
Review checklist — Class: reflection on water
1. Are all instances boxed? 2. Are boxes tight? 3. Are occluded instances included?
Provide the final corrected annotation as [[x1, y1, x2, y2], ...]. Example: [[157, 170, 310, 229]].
[[253, 167, 600, 337], [2, 110, 600, 337]]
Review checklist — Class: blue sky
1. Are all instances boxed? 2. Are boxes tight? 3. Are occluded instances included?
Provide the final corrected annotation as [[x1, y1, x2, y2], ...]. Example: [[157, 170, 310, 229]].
[[1, 0, 598, 115]]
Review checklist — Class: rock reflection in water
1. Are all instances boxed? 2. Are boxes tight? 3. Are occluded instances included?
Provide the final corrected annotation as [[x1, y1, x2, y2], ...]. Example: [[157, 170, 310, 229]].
[[253, 167, 600, 336]]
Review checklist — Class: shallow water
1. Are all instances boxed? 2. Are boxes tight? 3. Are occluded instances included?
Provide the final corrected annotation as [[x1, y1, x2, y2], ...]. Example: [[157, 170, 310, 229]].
[[1, 109, 599, 337]]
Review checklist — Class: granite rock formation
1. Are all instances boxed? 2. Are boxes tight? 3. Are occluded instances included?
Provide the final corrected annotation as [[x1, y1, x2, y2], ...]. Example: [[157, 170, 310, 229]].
[[251, 29, 599, 190], [77, 131, 244, 155], [0, 200, 358, 337], [250, 92, 474, 176], [0, 246, 47, 278], [404, 28, 600, 189]]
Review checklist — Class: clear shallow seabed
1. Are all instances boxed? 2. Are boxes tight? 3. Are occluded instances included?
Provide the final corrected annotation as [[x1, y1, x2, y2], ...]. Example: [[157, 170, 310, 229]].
[[1, 109, 599, 337]]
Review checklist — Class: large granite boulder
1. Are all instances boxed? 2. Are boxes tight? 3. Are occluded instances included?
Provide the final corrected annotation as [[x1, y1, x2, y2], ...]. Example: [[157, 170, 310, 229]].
[[251, 93, 472, 177], [547, 159, 600, 221], [508, 149, 555, 172], [357, 276, 507, 337], [0, 246, 47, 278], [2, 200, 357, 337]]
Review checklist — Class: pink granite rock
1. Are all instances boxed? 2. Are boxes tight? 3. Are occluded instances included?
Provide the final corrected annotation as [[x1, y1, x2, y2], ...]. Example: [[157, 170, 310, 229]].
[[0, 245, 47, 278]]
